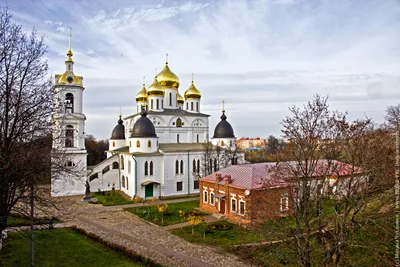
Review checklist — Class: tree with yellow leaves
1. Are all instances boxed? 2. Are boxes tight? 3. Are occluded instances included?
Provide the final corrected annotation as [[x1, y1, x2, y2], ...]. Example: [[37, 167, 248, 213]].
[[187, 214, 203, 235], [158, 204, 168, 224]]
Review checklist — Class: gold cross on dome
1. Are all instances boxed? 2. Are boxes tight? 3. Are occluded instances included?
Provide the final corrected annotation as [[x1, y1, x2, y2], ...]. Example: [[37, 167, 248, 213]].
[[222, 100, 225, 112]]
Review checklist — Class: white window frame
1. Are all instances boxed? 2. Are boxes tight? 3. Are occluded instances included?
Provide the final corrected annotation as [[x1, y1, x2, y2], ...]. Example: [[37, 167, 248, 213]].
[[231, 198, 237, 212], [239, 200, 245, 216], [203, 190, 208, 203], [280, 193, 289, 212], [210, 192, 215, 206]]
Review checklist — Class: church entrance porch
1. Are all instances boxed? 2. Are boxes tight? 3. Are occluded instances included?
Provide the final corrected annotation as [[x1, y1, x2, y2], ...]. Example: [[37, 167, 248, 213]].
[[145, 184, 153, 198]]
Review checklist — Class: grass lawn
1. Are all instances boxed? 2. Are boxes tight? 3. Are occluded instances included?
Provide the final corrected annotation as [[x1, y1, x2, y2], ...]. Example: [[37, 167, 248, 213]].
[[7, 215, 61, 227], [91, 190, 134, 206], [0, 228, 144, 267], [125, 200, 205, 226]]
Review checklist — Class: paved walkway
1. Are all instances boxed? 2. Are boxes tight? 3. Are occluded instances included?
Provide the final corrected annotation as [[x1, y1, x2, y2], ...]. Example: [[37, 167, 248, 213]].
[[50, 196, 252, 267]]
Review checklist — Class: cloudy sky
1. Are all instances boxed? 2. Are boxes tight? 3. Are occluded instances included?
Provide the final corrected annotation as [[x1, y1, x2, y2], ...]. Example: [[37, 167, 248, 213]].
[[5, 0, 400, 139]]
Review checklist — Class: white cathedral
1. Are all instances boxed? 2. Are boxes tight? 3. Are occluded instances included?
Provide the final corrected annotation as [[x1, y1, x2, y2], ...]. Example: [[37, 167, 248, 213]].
[[51, 41, 244, 199]]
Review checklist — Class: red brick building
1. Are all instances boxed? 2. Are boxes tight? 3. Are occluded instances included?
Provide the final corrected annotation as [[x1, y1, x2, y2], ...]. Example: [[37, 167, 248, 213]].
[[200, 163, 294, 225]]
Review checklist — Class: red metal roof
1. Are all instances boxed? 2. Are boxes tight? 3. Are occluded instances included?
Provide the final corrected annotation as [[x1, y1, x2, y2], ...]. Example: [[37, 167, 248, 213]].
[[201, 160, 364, 191]]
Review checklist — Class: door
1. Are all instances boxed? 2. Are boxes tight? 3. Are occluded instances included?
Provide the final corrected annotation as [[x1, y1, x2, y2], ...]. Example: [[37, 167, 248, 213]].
[[145, 184, 153, 198], [219, 199, 225, 214]]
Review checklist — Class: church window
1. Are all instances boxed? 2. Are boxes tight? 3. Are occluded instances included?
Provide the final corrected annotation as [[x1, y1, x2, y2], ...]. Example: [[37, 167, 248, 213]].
[[194, 180, 199, 190], [196, 102, 199, 112], [209, 158, 212, 173], [151, 99, 154, 110], [169, 93, 172, 106], [129, 141, 132, 147], [150, 161, 154, 175], [192, 159, 196, 173], [186, 102, 188, 110], [196, 134, 199, 143], [176, 118, 182, 127], [65, 125, 74, 147], [128, 161, 131, 174], [136, 140, 140, 148], [112, 162, 119, 169], [230, 140, 232, 147], [122, 176, 126, 188], [175, 160, 179, 174], [177, 134, 180, 143], [65, 93, 74, 113], [161, 99, 163, 109], [112, 141, 115, 147], [66, 161, 74, 167], [148, 140, 151, 148], [221, 140, 225, 146], [145, 161, 148, 176], [197, 159, 200, 173], [191, 102, 194, 111], [126, 177, 129, 190], [180, 160, 184, 174], [121, 156, 124, 170], [214, 158, 217, 172], [177, 181, 183, 192], [156, 99, 159, 109]]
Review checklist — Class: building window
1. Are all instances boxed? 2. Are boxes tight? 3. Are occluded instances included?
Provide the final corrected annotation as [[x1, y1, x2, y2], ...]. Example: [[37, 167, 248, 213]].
[[176, 118, 182, 127], [231, 198, 237, 212], [175, 160, 179, 174], [197, 159, 200, 173], [196, 134, 199, 143], [136, 140, 140, 147], [65, 125, 74, 147], [196, 102, 199, 112], [280, 193, 289, 212], [180, 160, 184, 174], [151, 99, 154, 110], [192, 159, 196, 173], [112, 162, 119, 169], [122, 176, 125, 188], [239, 201, 245, 215], [230, 140, 233, 147], [209, 158, 212, 174], [203, 190, 208, 203], [128, 161, 131, 174], [186, 102, 188, 110], [221, 140, 225, 146], [121, 156, 124, 170], [156, 99, 159, 109], [150, 161, 154, 176], [126, 177, 129, 190], [191, 102, 194, 111], [148, 140, 151, 148], [194, 180, 199, 190], [112, 141, 115, 147], [161, 99, 163, 109], [169, 93, 172, 106], [214, 158, 217, 172], [177, 134, 180, 143], [65, 93, 74, 113], [177, 181, 183, 191], [210, 192, 215, 205], [145, 161, 148, 176], [129, 141, 132, 147]]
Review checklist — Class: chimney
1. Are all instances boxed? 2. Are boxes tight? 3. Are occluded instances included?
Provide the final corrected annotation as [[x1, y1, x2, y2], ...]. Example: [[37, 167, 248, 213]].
[[224, 174, 232, 184], [215, 173, 222, 183]]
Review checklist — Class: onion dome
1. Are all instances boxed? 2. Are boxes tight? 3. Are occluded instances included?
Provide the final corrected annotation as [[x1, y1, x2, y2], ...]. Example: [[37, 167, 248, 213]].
[[111, 115, 125, 140], [184, 74, 201, 100], [213, 109, 235, 138], [147, 77, 165, 96], [177, 92, 184, 105], [131, 109, 157, 138], [156, 54, 179, 89], [136, 84, 148, 102]]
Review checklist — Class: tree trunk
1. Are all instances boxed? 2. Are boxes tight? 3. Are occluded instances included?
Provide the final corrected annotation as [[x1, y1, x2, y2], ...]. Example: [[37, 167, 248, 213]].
[[30, 184, 34, 267]]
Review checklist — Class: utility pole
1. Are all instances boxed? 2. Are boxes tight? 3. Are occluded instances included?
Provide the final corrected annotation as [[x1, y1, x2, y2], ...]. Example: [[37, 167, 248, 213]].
[[30, 183, 34, 267]]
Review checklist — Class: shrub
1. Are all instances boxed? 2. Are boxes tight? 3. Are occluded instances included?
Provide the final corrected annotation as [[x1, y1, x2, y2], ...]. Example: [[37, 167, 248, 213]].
[[207, 221, 233, 232]]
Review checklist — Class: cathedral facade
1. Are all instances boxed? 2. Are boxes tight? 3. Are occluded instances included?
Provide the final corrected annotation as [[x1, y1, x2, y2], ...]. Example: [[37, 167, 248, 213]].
[[51, 42, 243, 199]]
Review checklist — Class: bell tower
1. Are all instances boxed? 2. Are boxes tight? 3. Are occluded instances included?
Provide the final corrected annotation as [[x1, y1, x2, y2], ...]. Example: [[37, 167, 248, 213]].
[[51, 30, 87, 196]]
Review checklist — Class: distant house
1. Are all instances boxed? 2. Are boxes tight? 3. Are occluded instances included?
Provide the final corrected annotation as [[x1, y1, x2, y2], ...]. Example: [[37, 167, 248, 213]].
[[200, 160, 366, 225]]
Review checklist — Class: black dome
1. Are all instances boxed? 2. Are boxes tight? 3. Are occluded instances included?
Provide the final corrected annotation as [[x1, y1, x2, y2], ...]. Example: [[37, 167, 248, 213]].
[[131, 109, 157, 138], [110, 116, 125, 140], [213, 111, 235, 138]]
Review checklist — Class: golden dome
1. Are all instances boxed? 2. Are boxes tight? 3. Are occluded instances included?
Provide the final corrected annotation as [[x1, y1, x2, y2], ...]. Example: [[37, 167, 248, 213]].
[[184, 78, 201, 100], [136, 84, 148, 102], [156, 55, 179, 89], [177, 92, 184, 105], [147, 77, 165, 96], [56, 71, 83, 86]]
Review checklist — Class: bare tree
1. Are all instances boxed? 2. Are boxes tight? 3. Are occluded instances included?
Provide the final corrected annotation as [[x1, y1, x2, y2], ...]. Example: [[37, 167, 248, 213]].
[[385, 104, 400, 129]]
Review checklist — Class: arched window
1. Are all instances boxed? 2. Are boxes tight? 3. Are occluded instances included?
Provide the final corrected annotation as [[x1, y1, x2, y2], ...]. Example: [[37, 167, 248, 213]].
[[145, 161, 148, 176], [191, 102, 194, 111], [193, 159, 196, 173], [150, 161, 153, 175], [151, 99, 154, 110], [126, 177, 129, 190], [180, 160, 184, 174], [122, 176, 126, 188], [209, 158, 213, 173], [196, 102, 199, 112], [169, 93, 172, 106], [221, 140, 225, 146], [112, 141, 115, 147], [65, 125, 74, 147], [65, 93, 74, 113], [175, 160, 179, 174], [214, 158, 217, 172], [148, 140, 151, 148], [156, 99, 159, 109], [121, 156, 124, 170], [112, 162, 119, 169], [176, 118, 182, 127], [161, 99, 163, 109], [196, 134, 199, 143], [136, 140, 140, 148], [186, 102, 188, 110], [177, 134, 180, 143], [130, 141, 132, 147], [197, 159, 200, 173]]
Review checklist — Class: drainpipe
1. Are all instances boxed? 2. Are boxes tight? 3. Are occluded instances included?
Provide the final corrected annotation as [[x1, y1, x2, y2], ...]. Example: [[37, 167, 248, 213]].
[[131, 155, 138, 200], [187, 150, 190, 196]]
